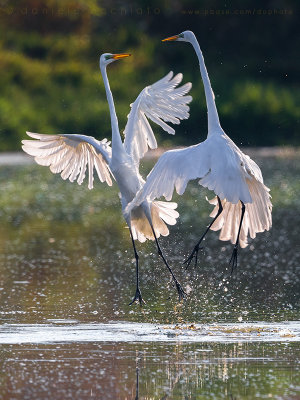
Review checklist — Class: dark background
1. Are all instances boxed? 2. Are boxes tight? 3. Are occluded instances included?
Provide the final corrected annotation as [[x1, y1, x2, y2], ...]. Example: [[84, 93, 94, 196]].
[[0, 0, 298, 150]]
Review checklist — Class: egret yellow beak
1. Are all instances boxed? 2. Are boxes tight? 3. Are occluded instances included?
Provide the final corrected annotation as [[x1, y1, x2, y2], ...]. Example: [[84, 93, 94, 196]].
[[162, 35, 179, 42], [112, 53, 131, 59]]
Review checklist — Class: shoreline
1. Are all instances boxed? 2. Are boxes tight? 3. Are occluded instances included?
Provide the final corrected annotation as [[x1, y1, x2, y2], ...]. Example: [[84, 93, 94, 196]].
[[0, 146, 299, 166]]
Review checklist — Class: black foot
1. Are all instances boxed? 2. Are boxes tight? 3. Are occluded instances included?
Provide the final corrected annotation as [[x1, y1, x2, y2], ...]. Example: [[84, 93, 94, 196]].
[[183, 244, 203, 269], [129, 288, 146, 306], [229, 246, 238, 274], [174, 280, 187, 301]]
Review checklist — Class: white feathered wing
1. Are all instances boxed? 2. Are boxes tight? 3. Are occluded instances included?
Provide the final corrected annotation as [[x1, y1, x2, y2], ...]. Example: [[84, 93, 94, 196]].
[[126, 133, 272, 247], [123, 71, 192, 167], [22, 132, 113, 189]]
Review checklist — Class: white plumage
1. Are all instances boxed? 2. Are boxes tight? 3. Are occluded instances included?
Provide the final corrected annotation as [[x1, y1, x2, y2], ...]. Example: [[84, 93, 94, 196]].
[[126, 31, 272, 269], [22, 133, 112, 189], [22, 53, 191, 303], [124, 71, 192, 166]]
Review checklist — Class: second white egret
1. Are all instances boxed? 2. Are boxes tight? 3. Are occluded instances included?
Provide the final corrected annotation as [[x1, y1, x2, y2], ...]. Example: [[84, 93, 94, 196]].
[[126, 31, 272, 272]]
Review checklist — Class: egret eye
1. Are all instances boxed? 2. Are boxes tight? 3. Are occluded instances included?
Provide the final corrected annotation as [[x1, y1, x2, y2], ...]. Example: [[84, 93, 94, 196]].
[[105, 55, 112, 60], [178, 33, 184, 38]]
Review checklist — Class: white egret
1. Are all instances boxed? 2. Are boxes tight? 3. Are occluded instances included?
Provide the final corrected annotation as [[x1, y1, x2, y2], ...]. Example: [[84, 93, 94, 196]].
[[22, 53, 193, 304], [126, 31, 272, 272]]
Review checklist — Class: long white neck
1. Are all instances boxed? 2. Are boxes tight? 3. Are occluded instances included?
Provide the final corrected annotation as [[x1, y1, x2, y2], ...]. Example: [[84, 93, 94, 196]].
[[100, 64, 123, 152], [189, 33, 221, 134]]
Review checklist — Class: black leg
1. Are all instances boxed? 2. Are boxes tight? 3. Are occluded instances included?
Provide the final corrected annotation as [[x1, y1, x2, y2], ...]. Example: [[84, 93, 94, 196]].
[[184, 196, 223, 269], [150, 226, 186, 301], [129, 229, 145, 306], [229, 201, 245, 274]]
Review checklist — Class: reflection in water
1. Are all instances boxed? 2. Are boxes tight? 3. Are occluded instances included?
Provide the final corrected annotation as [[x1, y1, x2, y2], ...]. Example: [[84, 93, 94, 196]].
[[135, 351, 140, 400], [1, 341, 298, 399]]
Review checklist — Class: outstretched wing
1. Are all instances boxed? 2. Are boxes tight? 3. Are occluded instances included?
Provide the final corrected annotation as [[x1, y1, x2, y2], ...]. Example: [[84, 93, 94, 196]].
[[22, 132, 113, 189], [125, 142, 210, 217], [126, 133, 263, 214], [124, 71, 192, 166]]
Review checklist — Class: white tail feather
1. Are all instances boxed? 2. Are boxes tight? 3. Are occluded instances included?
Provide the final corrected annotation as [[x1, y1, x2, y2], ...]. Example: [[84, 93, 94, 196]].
[[208, 178, 272, 248], [130, 201, 179, 242]]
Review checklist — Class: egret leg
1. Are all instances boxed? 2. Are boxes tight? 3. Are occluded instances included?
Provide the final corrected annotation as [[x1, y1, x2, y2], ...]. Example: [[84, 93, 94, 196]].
[[184, 196, 223, 269], [229, 201, 245, 274], [150, 226, 186, 301], [128, 229, 145, 306]]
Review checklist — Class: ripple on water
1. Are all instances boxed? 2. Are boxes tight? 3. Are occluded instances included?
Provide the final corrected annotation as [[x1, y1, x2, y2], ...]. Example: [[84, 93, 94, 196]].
[[0, 321, 299, 344]]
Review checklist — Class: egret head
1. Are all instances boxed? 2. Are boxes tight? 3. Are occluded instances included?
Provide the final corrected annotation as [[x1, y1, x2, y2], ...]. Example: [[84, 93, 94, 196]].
[[162, 30, 195, 43], [99, 53, 131, 68]]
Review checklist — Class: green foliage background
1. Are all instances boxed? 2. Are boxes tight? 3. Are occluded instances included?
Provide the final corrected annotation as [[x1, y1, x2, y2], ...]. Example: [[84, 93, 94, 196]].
[[0, 0, 298, 150]]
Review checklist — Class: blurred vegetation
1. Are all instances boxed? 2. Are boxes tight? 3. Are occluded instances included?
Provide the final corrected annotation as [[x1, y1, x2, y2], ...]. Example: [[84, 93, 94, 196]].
[[0, 0, 299, 150]]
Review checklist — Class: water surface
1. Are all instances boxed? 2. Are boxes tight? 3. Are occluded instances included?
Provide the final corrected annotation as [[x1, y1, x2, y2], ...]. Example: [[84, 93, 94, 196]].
[[0, 154, 299, 398], [0, 321, 299, 344]]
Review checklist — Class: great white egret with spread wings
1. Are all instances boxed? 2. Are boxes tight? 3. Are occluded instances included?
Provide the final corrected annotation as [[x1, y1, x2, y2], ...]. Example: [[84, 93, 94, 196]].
[[126, 31, 272, 272], [22, 53, 192, 304]]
